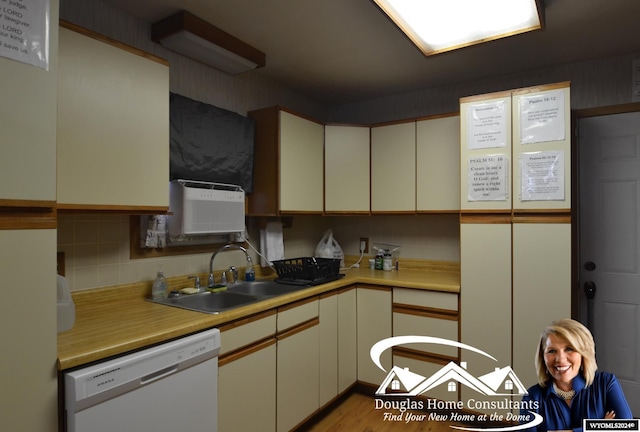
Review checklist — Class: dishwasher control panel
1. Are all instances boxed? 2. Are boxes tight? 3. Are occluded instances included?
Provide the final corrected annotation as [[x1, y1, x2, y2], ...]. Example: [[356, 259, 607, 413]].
[[65, 328, 221, 406]]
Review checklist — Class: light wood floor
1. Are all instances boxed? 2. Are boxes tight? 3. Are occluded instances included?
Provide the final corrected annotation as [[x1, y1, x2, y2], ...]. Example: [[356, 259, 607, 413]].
[[303, 392, 462, 432]]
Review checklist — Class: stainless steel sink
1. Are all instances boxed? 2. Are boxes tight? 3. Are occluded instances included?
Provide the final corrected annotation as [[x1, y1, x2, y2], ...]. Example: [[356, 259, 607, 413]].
[[153, 290, 260, 314], [150, 280, 311, 314]]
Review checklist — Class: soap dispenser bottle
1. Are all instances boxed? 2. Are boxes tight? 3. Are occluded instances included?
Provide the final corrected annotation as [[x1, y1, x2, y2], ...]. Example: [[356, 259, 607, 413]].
[[245, 256, 255, 281], [151, 267, 168, 300]]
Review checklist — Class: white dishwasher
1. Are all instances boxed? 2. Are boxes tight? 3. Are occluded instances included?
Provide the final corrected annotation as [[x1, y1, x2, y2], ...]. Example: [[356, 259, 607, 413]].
[[64, 328, 220, 432]]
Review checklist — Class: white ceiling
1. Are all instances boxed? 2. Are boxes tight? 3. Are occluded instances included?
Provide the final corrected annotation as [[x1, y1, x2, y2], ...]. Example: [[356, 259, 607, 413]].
[[103, 0, 640, 106]]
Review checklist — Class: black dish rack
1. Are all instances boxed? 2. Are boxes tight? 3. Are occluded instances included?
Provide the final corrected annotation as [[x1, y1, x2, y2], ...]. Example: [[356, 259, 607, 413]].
[[272, 257, 344, 286]]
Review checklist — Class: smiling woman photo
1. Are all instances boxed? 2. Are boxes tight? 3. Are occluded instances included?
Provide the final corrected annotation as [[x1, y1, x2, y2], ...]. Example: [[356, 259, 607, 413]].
[[520, 318, 633, 432]]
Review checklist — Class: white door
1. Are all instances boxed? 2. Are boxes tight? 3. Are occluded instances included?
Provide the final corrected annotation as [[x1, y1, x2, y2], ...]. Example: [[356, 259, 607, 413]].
[[578, 110, 640, 416]]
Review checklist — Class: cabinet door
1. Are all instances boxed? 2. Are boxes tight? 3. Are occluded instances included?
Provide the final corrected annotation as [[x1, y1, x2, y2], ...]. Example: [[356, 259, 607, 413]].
[[371, 122, 416, 212], [392, 288, 459, 400], [416, 115, 460, 211], [338, 287, 357, 393], [460, 223, 511, 414], [513, 223, 571, 388], [57, 26, 169, 209], [279, 110, 324, 213], [319, 294, 338, 406], [356, 286, 392, 385], [0, 230, 57, 432], [218, 341, 276, 432], [218, 311, 277, 431], [0, 48, 56, 202], [277, 299, 320, 432], [325, 125, 370, 213]]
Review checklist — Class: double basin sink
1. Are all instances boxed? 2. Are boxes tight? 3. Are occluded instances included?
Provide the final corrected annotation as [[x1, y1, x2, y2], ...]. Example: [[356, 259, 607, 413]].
[[151, 280, 311, 314]]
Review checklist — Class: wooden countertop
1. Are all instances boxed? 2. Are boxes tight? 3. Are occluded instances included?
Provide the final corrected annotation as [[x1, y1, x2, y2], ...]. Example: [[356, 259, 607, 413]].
[[57, 263, 460, 370]]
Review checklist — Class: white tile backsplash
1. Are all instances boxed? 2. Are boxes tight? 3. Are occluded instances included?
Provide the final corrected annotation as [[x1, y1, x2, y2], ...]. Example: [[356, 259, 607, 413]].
[[58, 213, 460, 291]]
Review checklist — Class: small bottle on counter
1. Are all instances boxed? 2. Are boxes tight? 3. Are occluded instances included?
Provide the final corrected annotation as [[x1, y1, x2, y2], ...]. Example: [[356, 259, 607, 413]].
[[383, 253, 393, 271], [375, 251, 384, 270], [151, 267, 168, 300], [245, 256, 255, 281]]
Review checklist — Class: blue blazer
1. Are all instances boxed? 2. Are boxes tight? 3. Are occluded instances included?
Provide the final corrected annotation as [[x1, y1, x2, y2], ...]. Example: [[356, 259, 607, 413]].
[[520, 371, 633, 432]]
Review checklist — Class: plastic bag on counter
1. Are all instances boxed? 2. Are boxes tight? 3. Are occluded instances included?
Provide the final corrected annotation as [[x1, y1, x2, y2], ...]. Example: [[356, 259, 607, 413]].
[[314, 229, 345, 267]]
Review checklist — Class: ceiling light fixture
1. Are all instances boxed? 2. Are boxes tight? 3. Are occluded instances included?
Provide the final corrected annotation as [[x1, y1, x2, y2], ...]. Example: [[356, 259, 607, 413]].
[[373, 0, 544, 56], [151, 10, 266, 74]]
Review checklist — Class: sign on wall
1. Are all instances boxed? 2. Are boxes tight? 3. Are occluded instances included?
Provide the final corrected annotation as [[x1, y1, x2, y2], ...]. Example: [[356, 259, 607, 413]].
[[0, 0, 50, 70]]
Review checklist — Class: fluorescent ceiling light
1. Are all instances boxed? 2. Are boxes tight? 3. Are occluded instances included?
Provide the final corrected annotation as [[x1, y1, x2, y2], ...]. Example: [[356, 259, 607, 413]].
[[152, 11, 265, 74], [373, 0, 543, 56]]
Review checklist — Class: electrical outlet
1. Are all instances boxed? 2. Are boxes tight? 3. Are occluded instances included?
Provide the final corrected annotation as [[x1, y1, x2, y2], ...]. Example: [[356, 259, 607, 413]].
[[360, 237, 369, 253]]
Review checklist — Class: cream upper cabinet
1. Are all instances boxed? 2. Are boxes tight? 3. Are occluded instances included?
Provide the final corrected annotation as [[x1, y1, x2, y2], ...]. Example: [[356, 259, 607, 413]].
[[371, 121, 416, 212], [325, 125, 370, 213], [0, 38, 57, 203], [416, 115, 460, 212], [57, 25, 169, 210], [280, 111, 324, 213], [459, 91, 513, 211], [248, 107, 324, 215]]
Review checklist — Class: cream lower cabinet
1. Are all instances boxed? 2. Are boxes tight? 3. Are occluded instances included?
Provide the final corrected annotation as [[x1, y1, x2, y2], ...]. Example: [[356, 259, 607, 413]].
[[277, 298, 320, 432], [318, 287, 358, 408], [338, 287, 357, 393], [460, 223, 512, 415], [218, 311, 277, 432], [356, 285, 392, 385], [57, 25, 169, 210], [319, 292, 338, 406], [391, 288, 459, 400], [512, 223, 571, 388]]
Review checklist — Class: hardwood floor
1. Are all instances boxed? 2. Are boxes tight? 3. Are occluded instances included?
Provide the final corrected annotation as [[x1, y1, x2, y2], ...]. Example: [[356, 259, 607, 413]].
[[302, 392, 463, 432]]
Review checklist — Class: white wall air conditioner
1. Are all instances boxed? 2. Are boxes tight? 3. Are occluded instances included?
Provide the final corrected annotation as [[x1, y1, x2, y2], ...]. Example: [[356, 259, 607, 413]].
[[168, 180, 245, 236]]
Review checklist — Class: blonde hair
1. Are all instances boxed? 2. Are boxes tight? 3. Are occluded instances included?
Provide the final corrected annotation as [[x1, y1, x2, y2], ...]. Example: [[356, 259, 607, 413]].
[[534, 318, 597, 387]]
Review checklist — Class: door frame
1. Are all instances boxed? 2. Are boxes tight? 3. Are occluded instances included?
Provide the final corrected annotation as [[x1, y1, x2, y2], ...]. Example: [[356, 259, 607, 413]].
[[571, 102, 640, 319]]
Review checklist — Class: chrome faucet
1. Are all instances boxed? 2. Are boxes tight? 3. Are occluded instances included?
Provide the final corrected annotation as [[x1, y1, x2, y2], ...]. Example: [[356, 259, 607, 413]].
[[208, 244, 251, 287]]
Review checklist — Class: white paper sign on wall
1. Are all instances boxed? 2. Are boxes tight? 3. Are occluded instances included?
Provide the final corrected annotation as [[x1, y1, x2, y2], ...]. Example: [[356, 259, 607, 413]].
[[0, 0, 50, 70]]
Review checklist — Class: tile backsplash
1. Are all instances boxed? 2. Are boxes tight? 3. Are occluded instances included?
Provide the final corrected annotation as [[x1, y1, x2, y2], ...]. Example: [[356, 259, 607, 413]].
[[58, 213, 460, 291]]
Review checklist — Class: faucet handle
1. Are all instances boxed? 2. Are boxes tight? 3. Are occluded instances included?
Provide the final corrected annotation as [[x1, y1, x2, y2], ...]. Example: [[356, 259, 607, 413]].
[[188, 275, 201, 292], [228, 266, 238, 284]]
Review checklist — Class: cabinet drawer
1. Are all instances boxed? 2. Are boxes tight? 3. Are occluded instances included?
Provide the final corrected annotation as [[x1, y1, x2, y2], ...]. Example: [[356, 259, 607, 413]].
[[277, 297, 319, 332], [393, 313, 458, 357], [393, 288, 458, 311], [219, 310, 276, 355]]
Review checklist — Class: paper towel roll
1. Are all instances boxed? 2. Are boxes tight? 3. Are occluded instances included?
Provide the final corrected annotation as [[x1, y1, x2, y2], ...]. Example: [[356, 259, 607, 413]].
[[260, 221, 285, 266]]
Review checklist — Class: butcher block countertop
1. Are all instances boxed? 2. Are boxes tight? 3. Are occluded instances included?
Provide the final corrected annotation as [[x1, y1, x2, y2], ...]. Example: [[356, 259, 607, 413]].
[[57, 261, 460, 370]]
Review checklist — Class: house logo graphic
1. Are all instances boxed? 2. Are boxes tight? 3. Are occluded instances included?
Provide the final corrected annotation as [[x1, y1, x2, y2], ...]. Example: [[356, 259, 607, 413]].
[[370, 336, 543, 431], [376, 361, 527, 397]]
